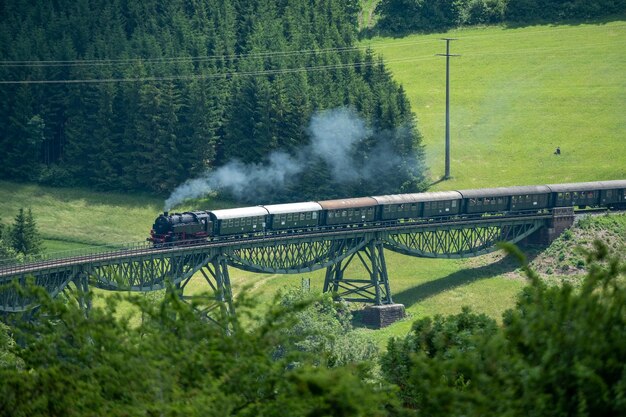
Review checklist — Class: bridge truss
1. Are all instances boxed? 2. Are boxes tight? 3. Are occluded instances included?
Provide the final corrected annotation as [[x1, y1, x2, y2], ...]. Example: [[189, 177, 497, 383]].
[[0, 212, 559, 316]]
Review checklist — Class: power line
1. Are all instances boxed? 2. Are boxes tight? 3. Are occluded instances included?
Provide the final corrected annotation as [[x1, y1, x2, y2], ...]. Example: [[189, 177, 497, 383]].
[[0, 39, 440, 68], [0, 55, 439, 85]]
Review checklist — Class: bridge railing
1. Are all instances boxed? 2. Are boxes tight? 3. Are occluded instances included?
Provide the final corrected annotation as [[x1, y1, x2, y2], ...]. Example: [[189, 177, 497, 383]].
[[0, 240, 154, 274], [0, 209, 556, 277]]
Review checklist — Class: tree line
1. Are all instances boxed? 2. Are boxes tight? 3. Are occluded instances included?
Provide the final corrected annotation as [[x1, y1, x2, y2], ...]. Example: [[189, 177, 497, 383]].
[[0, 0, 426, 203], [0, 242, 624, 416], [375, 0, 626, 34]]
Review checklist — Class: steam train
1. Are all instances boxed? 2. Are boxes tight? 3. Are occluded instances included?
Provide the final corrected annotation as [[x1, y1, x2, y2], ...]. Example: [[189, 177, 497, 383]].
[[148, 180, 626, 245]]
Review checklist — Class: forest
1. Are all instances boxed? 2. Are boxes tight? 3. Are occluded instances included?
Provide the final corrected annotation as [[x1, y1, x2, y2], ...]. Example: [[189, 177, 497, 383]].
[[375, 0, 626, 34], [0, 0, 426, 203]]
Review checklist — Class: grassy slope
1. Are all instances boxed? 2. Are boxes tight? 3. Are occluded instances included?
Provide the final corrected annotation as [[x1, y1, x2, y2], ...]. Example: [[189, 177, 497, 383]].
[[365, 21, 626, 190]]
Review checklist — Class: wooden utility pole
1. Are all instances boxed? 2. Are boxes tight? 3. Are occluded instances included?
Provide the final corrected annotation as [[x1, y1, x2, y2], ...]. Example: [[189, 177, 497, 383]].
[[437, 38, 459, 180]]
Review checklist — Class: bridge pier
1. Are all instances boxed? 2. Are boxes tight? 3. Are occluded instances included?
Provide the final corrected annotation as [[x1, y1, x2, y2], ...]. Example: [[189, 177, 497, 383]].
[[176, 256, 235, 328], [523, 207, 575, 245], [323, 239, 396, 306]]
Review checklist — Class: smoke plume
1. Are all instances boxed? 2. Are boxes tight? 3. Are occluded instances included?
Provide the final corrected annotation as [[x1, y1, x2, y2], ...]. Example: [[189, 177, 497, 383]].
[[164, 107, 417, 210]]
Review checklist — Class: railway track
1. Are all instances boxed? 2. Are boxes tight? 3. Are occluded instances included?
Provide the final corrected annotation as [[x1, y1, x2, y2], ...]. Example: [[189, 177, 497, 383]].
[[2, 208, 623, 279]]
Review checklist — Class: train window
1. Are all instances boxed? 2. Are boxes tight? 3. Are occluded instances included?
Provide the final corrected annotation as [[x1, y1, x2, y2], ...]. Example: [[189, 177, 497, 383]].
[[425, 202, 431, 209], [525, 195, 531, 202], [512, 196, 517, 203], [306, 212, 311, 220], [390, 205, 396, 212], [342, 211, 347, 217], [451, 200, 457, 207], [287, 214, 292, 221], [438, 201, 444, 209], [469, 199, 475, 206], [399, 204, 404, 210], [312, 212, 318, 219], [234, 219, 240, 227], [557, 193, 563, 200], [565, 192, 570, 199], [328, 212, 334, 218], [300, 213, 305, 220], [491, 198, 496, 205], [588, 192, 594, 198], [573, 192, 578, 199], [497, 197, 503, 205], [607, 190, 613, 197], [411, 204, 417, 210]]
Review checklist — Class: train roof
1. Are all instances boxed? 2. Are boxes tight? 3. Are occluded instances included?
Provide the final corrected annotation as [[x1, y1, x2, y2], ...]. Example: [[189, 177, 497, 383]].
[[317, 197, 378, 210], [209, 206, 269, 220], [458, 185, 551, 198], [372, 191, 462, 205], [546, 180, 626, 192], [263, 202, 323, 214]]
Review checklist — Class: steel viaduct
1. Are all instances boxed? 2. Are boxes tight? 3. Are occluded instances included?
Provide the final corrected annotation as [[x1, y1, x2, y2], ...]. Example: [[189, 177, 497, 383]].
[[0, 208, 575, 326]]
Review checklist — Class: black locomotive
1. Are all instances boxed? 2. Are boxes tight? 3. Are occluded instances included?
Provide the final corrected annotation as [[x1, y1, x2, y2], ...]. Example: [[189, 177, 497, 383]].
[[148, 180, 626, 245]]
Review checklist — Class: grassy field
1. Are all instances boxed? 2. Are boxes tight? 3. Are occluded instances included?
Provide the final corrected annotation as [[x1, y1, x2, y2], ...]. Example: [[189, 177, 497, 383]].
[[365, 20, 626, 190]]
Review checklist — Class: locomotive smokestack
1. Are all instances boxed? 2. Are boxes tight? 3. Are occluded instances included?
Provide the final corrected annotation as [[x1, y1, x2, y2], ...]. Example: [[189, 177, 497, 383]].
[[164, 211, 169, 216]]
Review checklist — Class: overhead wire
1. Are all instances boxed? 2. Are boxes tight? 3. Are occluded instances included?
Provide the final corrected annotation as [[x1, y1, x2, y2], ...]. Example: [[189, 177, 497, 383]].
[[0, 55, 440, 84]]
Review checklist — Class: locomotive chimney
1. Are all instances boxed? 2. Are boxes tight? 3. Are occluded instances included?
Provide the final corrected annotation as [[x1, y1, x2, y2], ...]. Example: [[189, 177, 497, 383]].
[[164, 211, 169, 216]]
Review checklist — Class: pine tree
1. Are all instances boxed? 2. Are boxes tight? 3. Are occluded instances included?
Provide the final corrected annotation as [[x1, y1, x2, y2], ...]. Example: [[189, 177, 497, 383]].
[[25, 208, 43, 255], [10, 208, 42, 256]]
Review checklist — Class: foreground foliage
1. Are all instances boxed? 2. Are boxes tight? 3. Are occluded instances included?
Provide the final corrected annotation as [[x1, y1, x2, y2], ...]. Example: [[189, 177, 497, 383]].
[[381, 242, 626, 416], [0, 288, 398, 417], [1, 241, 624, 416]]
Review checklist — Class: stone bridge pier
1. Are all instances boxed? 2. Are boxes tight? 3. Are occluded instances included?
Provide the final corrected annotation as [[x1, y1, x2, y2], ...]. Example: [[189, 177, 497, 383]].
[[523, 207, 575, 245]]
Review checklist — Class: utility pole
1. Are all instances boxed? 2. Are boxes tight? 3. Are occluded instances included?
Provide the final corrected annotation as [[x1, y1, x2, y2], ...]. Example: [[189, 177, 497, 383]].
[[437, 38, 459, 180]]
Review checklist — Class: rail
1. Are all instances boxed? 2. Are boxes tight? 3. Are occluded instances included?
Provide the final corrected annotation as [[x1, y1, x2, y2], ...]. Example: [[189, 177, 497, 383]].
[[0, 209, 562, 279]]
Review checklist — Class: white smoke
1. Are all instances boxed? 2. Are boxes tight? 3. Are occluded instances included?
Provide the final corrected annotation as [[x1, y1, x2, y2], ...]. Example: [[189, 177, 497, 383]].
[[164, 107, 393, 210], [307, 108, 370, 180]]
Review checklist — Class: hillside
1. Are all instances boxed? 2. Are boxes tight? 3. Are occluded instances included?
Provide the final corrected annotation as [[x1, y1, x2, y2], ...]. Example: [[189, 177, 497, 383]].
[[365, 21, 626, 189], [2, 21, 625, 342]]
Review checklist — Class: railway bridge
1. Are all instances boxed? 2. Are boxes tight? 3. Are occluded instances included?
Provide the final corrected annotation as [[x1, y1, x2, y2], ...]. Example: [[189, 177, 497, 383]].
[[0, 208, 574, 326]]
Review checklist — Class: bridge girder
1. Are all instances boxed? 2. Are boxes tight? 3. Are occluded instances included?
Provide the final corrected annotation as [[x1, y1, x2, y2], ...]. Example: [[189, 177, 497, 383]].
[[1, 215, 554, 312]]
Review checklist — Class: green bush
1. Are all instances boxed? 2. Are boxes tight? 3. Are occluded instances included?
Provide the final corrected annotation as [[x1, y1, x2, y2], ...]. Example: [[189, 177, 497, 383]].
[[380, 241, 626, 416]]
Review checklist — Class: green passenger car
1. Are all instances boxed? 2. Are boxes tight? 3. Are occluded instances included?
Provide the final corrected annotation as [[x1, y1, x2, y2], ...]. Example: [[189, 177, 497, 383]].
[[317, 197, 378, 225], [548, 181, 626, 208], [209, 207, 268, 236], [264, 202, 323, 230], [373, 191, 462, 219], [460, 186, 551, 214]]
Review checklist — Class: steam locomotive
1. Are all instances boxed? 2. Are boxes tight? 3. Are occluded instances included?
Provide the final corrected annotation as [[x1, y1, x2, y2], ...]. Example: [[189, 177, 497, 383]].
[[148, 180, 626, 245]]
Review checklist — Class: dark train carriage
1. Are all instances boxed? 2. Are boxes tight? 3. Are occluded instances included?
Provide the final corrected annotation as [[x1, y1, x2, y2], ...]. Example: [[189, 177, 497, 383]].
[[208, 207, 268, 236], [419, 191, 463, 217], [317, 197, 378, 226], [371, 194, 420, 220], [264, 202, 323, 230], [372, 191, 462, 219], [459, 185, 550, 214], [599, 180, 626, 207], [547, 180, 626, 208]]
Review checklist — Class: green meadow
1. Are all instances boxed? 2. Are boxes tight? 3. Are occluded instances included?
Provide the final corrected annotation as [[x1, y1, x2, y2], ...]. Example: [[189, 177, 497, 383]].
[[365, 20, 626, 190], [2, 21, 625, 342]]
